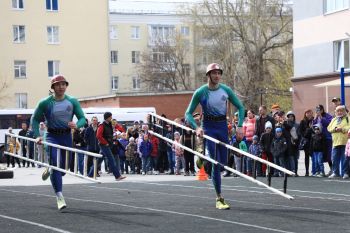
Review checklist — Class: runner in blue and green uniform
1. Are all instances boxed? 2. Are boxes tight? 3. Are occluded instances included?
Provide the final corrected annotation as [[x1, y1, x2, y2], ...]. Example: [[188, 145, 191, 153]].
[[185, 63, 245, 210], [31, 75, 86, 210]]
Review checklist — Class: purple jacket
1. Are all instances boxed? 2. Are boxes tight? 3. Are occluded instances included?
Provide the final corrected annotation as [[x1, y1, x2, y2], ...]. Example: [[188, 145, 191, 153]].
[[312, 113, 332, 140]]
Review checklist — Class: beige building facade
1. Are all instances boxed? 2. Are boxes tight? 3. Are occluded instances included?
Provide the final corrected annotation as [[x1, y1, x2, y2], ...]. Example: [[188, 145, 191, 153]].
[[108, 10, 197, 94], [292, 0, 350, 119], [0, 0, 110, 108]]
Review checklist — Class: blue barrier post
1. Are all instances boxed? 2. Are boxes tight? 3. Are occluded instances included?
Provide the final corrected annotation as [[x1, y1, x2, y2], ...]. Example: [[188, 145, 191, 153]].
[[341, 67, 345, 105]]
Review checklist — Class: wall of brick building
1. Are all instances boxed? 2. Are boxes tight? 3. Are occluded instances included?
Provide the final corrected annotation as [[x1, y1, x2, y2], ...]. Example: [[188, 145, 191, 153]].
[[292, 75, 350, 121], [79, 93, 199, 120]]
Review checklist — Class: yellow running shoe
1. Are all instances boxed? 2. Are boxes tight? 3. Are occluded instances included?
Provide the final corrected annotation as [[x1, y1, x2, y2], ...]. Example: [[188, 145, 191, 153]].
[[216, 198, 230, 210], [42, 167, 50, 181], [57, 196, 66, 210]]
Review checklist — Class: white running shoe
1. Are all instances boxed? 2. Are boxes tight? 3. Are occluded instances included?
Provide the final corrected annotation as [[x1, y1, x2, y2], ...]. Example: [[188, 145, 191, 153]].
[[328, 173, 339, 179], [57, 196, 66, 210]]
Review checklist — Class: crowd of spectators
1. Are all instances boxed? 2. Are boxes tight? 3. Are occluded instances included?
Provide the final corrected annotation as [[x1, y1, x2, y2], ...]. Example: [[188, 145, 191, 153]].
[[4, 97, 350, 180]]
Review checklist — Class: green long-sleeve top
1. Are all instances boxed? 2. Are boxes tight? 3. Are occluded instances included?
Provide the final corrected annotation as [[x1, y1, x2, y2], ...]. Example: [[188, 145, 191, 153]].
[[185, 84, 245, 129], [31, 95, 86, 138]]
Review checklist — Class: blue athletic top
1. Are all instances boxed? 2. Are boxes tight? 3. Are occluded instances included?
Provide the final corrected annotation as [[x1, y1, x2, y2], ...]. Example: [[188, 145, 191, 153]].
[[185, 84, 245, 129], [31, 95, 86, 138]]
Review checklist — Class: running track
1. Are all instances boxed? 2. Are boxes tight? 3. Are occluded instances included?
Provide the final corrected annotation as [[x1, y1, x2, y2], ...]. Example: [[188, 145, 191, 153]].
[[0, 173, 349, 233]]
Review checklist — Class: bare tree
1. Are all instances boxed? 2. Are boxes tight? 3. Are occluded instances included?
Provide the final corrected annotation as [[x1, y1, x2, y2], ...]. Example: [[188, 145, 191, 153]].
[[190, 0, 293, 110], [137, 33, 193, 91]]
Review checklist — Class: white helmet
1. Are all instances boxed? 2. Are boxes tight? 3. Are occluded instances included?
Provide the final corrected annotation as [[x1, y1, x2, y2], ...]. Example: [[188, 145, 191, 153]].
[[206, 63, 223, 75]]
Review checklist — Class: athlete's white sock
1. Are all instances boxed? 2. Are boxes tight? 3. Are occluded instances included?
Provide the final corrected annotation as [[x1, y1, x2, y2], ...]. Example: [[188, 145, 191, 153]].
[[56, 192, 63, 198]]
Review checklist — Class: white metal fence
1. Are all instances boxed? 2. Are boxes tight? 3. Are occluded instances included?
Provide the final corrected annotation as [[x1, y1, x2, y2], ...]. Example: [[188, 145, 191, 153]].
[[4, 132, 102, 183]]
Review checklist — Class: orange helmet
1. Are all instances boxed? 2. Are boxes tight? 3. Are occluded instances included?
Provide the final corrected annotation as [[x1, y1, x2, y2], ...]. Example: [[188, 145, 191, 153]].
[[206, 63, 223, 76], [51, 75, 69, 89]]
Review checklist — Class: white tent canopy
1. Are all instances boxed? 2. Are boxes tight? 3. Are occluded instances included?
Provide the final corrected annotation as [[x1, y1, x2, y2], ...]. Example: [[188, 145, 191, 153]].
[[314, 78, 350, 87]]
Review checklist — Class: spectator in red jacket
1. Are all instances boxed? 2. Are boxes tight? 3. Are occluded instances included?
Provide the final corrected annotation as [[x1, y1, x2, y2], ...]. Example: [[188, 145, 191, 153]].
[[112, 119, 125, 133], [149, 134, 159, 174]]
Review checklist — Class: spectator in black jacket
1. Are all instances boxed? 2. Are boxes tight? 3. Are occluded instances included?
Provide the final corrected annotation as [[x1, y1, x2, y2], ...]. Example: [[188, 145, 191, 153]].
[[25, 126, 35, 167], [271, 127, 287, 177], [259, 121, 274, 176], [84, 116, 100, 172], [255, 105, 275, 138], [73, 123, 87, 174], [298, 109, 314, 176], [310, 123, 326, 177], [18, 122, 28, 167]]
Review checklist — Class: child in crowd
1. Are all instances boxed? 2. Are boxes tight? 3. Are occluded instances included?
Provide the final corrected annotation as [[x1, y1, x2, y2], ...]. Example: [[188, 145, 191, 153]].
[[271, 127, 287, 177], [7, 137, 21, 168], [248, 135, 261, 176], [225, 130, 247, 176], [118, 132, 128, 174], [259, 121, 274, 176], [139, 133, 152, 175], [173, 131, 185, 175], [343, 129, 350, 179], [310, 124, 326, 177], [125, 137, 137, 174]]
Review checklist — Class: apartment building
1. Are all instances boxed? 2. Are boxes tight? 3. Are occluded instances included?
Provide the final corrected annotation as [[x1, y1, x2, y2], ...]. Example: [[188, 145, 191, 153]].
[[0, 0, 110, 108], [292, 0, 350, 118], [108, 2, 197, 94]]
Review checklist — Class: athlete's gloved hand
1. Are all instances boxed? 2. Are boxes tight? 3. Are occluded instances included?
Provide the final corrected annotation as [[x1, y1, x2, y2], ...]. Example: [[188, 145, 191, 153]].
[[36, 137, 43, 145], [196, 127, 204, 137], [68, 121, 77, 129]]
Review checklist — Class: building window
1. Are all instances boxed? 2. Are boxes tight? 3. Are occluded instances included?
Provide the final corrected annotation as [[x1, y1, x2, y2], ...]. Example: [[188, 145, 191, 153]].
[[47, 26, 59, 44], [48, 60, 60, 77], [181, 26, 190, 36], [152, 48, 170, 63], [110, 25, 118, 39], [111, 51, 118, 64], [111, 76, 118, 90], [131, 26, 140, 39], [13, 25, 25, 43], [12, 0, 24, 9], [324, 0, 349, 14], [132, 76, 141, 90], [182, 64, 190, 77], [334, 39, 350, 71], [46, 0, 58, 11], [15, 93, 27, 108], [131, 51, 140, 64], [14, 60, 26, 78], [149, 25, 175, 45]]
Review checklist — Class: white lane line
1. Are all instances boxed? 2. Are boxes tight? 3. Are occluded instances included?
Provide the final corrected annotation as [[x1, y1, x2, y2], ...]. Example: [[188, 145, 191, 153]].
[[126, 181, 350, 202], [132, 181, 350, 202], [220, 185, 350, 197], [0, 188, 294, 233], [0, 214, 72, 233], [324, 180, 350, 183], [129, 181, 275, 195], [85, 185, 350, 215]]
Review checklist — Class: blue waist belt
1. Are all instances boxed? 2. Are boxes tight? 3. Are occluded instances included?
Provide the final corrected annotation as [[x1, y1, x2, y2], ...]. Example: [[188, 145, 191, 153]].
[[203, 115, 226, 122]]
